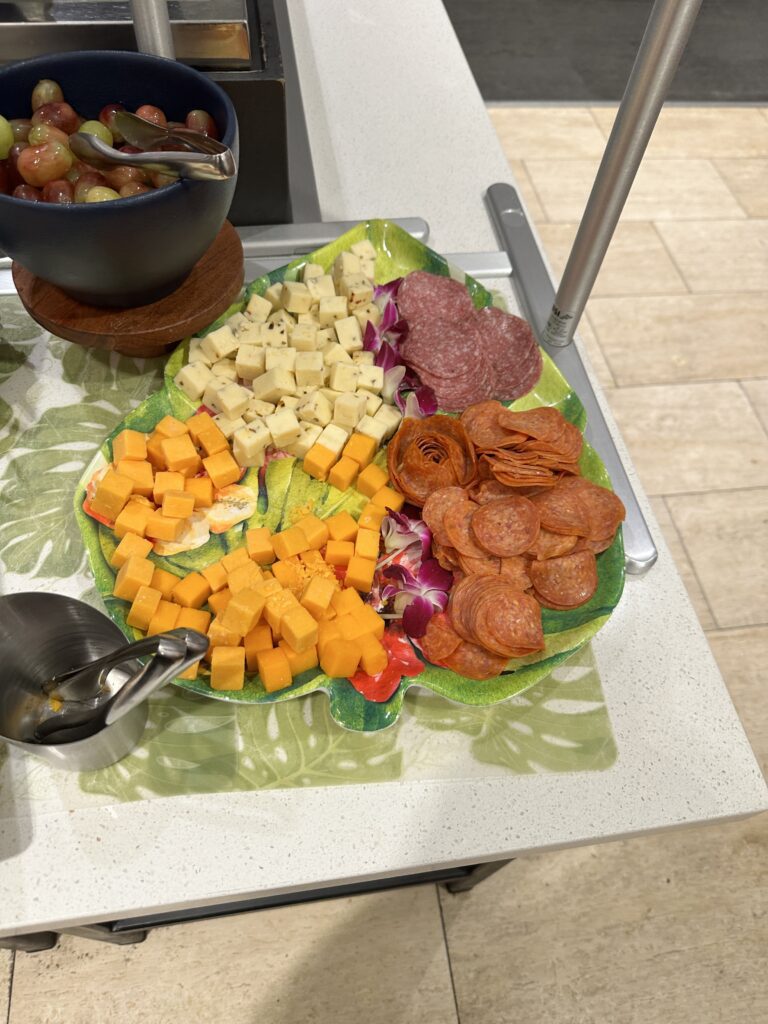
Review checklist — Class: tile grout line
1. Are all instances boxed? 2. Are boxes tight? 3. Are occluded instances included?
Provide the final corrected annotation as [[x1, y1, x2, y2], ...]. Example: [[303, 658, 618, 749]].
[[586, 105, 610, 140], [649, 220, 693, 294], [738, 381, 768, 442], [707, 159, 752, 219], [705, 622, 768, 636], [582, 307, 619, 388], [660, 496, 719, 629], [4, 951, 14, 1024], [658, 484, 768, 500], [520, 158, 551, 223], [434, 885, 463, 1024]]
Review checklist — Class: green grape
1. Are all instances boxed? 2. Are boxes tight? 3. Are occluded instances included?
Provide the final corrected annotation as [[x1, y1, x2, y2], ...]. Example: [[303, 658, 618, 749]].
[[31, 79, 64, 111], [78, 120, 113, 147], [85, 186, 121, 203], [0, 115, 13, 160]]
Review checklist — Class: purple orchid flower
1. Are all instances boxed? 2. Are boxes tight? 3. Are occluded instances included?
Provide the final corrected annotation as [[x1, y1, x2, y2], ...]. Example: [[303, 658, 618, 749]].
[[381, 509, 432, 560], [382, 559, 453, 638], [373, 278, 403, 307]]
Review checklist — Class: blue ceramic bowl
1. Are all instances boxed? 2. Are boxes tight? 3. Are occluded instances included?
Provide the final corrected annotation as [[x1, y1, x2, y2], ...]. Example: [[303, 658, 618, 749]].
[[0, 51, 238, 307]]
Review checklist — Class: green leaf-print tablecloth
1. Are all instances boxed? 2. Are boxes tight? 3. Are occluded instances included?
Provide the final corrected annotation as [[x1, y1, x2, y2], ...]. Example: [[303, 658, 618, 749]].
[[0, 296, 617, 815]]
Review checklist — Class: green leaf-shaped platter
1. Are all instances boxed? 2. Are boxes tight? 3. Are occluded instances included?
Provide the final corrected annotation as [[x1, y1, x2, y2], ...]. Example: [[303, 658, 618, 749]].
[[76, 220, 624, 732]]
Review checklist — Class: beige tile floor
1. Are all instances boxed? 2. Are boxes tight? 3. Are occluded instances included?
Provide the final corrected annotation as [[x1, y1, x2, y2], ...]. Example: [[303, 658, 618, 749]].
[[3, 106, 766, 1023]]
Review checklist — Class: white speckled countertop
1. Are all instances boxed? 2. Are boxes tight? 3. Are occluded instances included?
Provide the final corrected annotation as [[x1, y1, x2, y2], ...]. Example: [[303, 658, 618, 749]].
[[0, 0, 764, 939]]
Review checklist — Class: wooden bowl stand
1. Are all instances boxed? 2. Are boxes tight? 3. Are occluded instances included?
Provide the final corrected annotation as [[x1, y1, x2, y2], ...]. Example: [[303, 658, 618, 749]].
[[12, 221, 244, 359]]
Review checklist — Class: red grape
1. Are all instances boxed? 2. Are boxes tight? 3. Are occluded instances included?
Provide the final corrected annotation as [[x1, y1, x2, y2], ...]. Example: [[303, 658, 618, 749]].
[[99, 102, 126, 142], [31, 79, 64, 111], [103, 164, 148, 190], [28, 123, 69, 147], [10, 119, 31, 142], [135, 104, 167, 127], [185, 109, 219, 139], [42, 178, 74, 203], [150, 170, 175, 189], [119, 182, 151, 198], [7, 143, 28, 188], [17, 141, 73, 187], [0, 162, 10, 194], [74, 171, 107, 203], [31, 102, 79, 135], [119, 144, 142, 155], [12, 184, 41, 201]]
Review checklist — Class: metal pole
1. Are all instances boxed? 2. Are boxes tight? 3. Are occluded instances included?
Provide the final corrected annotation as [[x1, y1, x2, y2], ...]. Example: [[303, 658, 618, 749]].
[[543, 0, 702, 347], [130, 0, 175, 59]]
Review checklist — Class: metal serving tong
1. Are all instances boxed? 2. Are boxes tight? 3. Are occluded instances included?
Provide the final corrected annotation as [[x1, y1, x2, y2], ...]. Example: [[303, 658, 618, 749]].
[[70, 110, 236, 182]]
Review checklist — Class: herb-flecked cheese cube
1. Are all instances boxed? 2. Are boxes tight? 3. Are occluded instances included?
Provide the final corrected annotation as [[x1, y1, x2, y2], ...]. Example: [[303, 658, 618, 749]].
[[334, 315, 363, 353], [322, 342, 353, 368], [246, 292, 272, 323], [350, 240, 377, 261], [212, 414, 246, 440], [352, 350, 375, 366], [332, 251, 361, 283], [202, 378, 228, 415], [307, 274, 336, 304], [315, 327, 335, 348], [353, 302, 381, 332], [243, 398, 275, 422], [320, 388, 344, 406], [226, 312, 249, 333], [269, 308, 296, 329], [318, 296, 348, 327], [174, 362, 212, 401], [329, 362, 360, 393], [277, 395, 301, 411], [200, 324, 238, 361], [302, 262, 324, 283], [262, 321, 288, 348], [364, 393, 383, 417], [265, 346, 296, 373], [289, 323, 318, 352], [339, 273, 374, 309], [297, 312, 320, 326], [373, 403, 403, 439], [250, 368, 296, 403], [235, 345, 266, 380], [234, 320, 264, 346], [264, 283, 283, 309], [284, 422, 323, 459], [265, 408, 301, 449], [355, 414, 387, 446], [210, 359, 238, 381], [359, 257, 376, 281], [333, 392, 367, 431], [280, 281, 313, 314], [216, 383, 251, 419], [232, 433, 265, 469], [356, 365, 384, 394], [296, 391, 333, 427], [317, 423, 350, 455], [188, 336, 213, 366], [295, 351, 325, 387]]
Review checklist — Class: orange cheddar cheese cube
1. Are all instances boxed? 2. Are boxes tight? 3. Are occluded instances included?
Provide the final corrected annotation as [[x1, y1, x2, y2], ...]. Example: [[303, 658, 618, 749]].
[[300, 576, 336, 619], [355, 528, 380, 561], [210, 646, 245, 691], [271, 558, 300, 590], [202, 449, 240, 489], [115, 459, 154, 498], [359, 635, 388, 676], [207, 588, 232, 616], [299, 549, 325, 567], [303, 443, 338, 481], [342, 432, 377, 469], [186, 411, 217, 445], [331, 587, 365, 617], [357, 463, 388, 498], [320, 639, 361, 679], [150, 567, 179, 599], [325, 511, 358, 543], [162, 489, 196, 519], [272, 527, 309, 561], [227, 560, 263, 594], [358, 502, 386, 532], [280, 605, 319, 654], [335, 613, 370, 643], [244, 623, 273, 671], [205, 617, 241, 661], [153, 415, 189, 439], [295, 514, 330, 551], [255, 577, 283, 601], [176, 607, 212, 634], [222, 587, 265, 636], [246, 527, 275, 565], [112, 429, 147, 463], [372, 486, 405, 513], [113, 500, 152, 540], [145, 432, 167, 471], [126, 585, 162, 631], [345, 555, 376, 593], [317, 620, 343, 658], [110, 532, 152, 569], [220, 547, 250, 573], [161, 434, 201, 478], [201, 561, 228, 594], [265, 590, 300, 638], [172, 572, 212, 609], [178, 661, 200, 680], [153, 471, 185, 504], [145, 511, 184, 542], [146, 599, 180, 636], [255, 647, 292, 693], [318, 604, 337, 621], [184, 476, 214, 509], [356, 603, 386, 641], [278, 641, 318, 676], [90, 469, 134, 522], [113, 555, 154, 602], [325, 540, 354, 567], [196, 424, 229, 458], [328, 456, 358, 491]]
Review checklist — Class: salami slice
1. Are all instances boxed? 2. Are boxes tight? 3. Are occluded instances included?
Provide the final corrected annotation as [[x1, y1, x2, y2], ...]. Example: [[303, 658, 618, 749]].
[[529, 550, 598, 609], [397, 270, 476, 325], [422, 486, 468, 546], [469, 496, 540, 557], [420, 612, 462, 663], [474, 306, 543, 401], [440, 640, 510, 680]]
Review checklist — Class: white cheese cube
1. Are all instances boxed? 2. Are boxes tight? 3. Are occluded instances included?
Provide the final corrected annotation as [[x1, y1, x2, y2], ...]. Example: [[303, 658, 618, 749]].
[[262, 322, 288, 348], [243, 398, 275, 423], [295, 351, 325, 387], [356, 415, 388, 446], [265, 407, 301, 449], [290, 323, 318, 352], [333, 392, 367, 431], [235, 320, 265, 346], [277, 395, 301, 411], [317, 423, 351, 455], [235, 345, 266, 380], [188, 336, 212, 366], [174, 363, 212, 402], [350, 240, 377, 261], [357, 365, 384, 394], [246, 292, 273, 323], [320, 387, 344, 407], [359, 257, 376, 282], [217, 382, 252, 419], [352, 350, 375, 366], [213, 414, 246, 440], [232, 425, 268, 468], [334, 315, 363, 354], [297, 312, 320, 326], [264, 283, 283, 310], [332, 251, 361, 284], [250, 368, 297, 403], [265, 347, 297, 373], [268, 308, 296, 330], [200, 324, 238, 361], [323, 342, 353, 367], [339, 273, 374, 310], [202, 378, 228, 414], [302, 262, 324, 283], [316, 327, 335, 348], [329, 362, 360, 393], [307, 274, 336, 304], [226, 312, 249, 335], [353, 302, 382, 332], [296, 390, 333, 428], [364, 392, 383, 417], [295, 385, 318, 399], [280, 281, 313, 315], [210, 359, 238, 381], [318, 295, 348, 326], [284, 422, 322, 459], [373, 403, 403, 439]]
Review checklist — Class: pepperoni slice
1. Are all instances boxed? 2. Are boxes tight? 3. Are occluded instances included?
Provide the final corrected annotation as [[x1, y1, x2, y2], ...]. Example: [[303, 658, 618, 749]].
[[420, 612, 462, 663], [443, 501, 488, 559], [431, 538, 461, 571], [469, 478, 523, 504], [422, 486, 468, 546], [530, 483, 592, 537], [440, 640, 509, 680], [573, 534, 616, 555], [499, 556, 533, 590], [460, 401, 511, 450], [475, 588, 544, 658], [527, 528, 579, 560], [529, 550, 598, 609], [497, 406, 565, 442], [458, 552, 502, 575], [469, 496, 540, 557]]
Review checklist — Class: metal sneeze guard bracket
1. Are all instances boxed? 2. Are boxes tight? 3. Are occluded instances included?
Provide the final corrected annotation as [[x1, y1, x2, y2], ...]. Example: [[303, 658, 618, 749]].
[[487, 183, 657, 576]]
